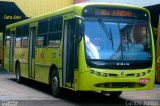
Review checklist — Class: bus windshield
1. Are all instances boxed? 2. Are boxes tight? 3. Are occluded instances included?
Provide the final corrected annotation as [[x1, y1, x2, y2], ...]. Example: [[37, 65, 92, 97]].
[[84, 19, 152, 69]]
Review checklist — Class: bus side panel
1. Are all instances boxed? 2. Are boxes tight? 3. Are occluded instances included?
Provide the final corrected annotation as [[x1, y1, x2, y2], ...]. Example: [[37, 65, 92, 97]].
[[4, 48, 10, 72], [14, 48, 29, 78], [35, 48, 55, 84], [34, 47, 62, 84]]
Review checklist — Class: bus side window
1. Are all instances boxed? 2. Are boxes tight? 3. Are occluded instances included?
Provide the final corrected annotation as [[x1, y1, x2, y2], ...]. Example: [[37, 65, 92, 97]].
[[37, 19, 48, 47], [16, 26, 22, 47], [5, 30, 10, 48], [48, 16, 62, 47], [22, 25, 29, 47]]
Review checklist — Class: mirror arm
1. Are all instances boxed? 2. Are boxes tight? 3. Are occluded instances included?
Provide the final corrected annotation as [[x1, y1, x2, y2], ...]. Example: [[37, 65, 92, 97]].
[[75, 15, 84, 20]]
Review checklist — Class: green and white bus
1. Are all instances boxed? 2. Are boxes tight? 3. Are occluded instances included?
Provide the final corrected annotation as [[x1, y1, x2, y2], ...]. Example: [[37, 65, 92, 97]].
[[4, 3, 155, 97]]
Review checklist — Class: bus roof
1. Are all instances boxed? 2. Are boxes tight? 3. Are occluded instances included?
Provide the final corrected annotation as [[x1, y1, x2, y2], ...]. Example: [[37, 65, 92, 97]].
[[6, 3, 149, 29]]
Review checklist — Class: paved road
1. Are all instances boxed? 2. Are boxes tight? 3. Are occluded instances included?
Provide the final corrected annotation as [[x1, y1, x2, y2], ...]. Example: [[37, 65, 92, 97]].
[[0, 67, 160, 106]]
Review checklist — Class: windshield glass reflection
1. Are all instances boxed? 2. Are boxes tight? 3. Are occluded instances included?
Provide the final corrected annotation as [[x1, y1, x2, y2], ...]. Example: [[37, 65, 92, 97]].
[[84, 19, 151, 61]]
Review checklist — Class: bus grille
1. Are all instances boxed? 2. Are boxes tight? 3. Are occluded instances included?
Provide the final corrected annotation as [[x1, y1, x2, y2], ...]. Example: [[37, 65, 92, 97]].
[[95, 82, 145, 88]]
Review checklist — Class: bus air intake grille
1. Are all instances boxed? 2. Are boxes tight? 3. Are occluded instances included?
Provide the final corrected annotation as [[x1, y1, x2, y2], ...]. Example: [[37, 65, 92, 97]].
[[95, 82, 145, 88]]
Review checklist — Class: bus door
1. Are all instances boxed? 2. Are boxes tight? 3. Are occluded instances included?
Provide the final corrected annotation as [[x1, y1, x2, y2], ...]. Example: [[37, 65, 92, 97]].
[[63, 17, 76, 88], [9, 30, 15, 73], [29, 25, 37, 78]]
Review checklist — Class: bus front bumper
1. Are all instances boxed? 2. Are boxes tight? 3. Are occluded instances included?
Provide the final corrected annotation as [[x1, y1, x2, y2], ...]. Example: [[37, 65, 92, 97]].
[[77, 69, 155, 91]]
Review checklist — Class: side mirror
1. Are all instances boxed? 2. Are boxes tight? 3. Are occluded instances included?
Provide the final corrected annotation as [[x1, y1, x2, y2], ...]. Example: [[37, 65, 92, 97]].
[[75, 15, 84, 42]]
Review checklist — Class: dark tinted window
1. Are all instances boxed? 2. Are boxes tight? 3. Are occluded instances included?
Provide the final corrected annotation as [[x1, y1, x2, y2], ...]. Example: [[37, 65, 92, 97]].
[[38, 20, 48, 34], [23, 25, 29, 35], [22, 25, 29, 47], [49, 17, 62, 32], [37, 34, 47, 46], [16, 26, 22, 47], [48, 16, 63, 47], [5, 29, 10, 48], [37, 19, 48, 47], [48, 33, 61, 47]]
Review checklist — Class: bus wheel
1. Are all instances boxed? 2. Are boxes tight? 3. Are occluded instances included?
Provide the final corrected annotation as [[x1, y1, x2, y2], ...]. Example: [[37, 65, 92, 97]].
[[109, 91, 122, 97], [50, 69, 61, 97], [16, 63, 21, 83], [101, 91, 122, 97]]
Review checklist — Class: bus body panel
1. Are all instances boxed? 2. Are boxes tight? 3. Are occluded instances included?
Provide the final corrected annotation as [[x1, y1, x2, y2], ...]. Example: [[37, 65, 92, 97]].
[[14, 48, 29, 78], [78, 70, 155, 91], [4, 48, 10, 71], [4, 30, 16, 73], [34, 47, 62, 84]]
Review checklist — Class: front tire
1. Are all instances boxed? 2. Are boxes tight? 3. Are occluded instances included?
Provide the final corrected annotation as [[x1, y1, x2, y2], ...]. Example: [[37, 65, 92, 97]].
[[101, 91, 122, 97], [109, 91, 122, 97], [50, 69, 61, 97], [15, 63, 22, 83]]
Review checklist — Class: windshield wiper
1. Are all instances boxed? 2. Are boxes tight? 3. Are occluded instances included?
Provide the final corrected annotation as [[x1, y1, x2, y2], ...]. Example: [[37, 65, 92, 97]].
[[98, 18, 114, 50]]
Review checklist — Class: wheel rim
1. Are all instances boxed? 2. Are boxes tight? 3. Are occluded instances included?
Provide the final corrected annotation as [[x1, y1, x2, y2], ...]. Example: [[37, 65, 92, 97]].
[[16, 66, 20, 81], [52, 76, 58, 93]]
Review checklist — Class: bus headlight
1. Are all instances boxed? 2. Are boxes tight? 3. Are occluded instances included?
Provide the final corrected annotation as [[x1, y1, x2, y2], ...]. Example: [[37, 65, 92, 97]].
[[136, 73, 140, 77], [96, 72, 101, 76], [148, 70, 151, 73], [102, 73, 108, 77], [89, 69, 94, 74]]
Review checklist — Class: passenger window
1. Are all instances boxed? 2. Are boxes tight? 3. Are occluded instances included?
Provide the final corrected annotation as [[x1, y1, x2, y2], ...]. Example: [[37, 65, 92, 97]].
[[22, 25, 29, 47], [16, 26, 22, 47], [37, 19, 48, 47], [48, 16, 62, 47], [38, 20, 48, 34], [37, 34, 47, 46], [5, 30, 10, 48], [48, 33, 61, 47]]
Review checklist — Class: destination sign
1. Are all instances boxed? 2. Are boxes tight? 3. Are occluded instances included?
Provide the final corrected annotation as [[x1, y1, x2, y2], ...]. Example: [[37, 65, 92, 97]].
[[82, 6, 148, 19], [96, 9, 132, 17]]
